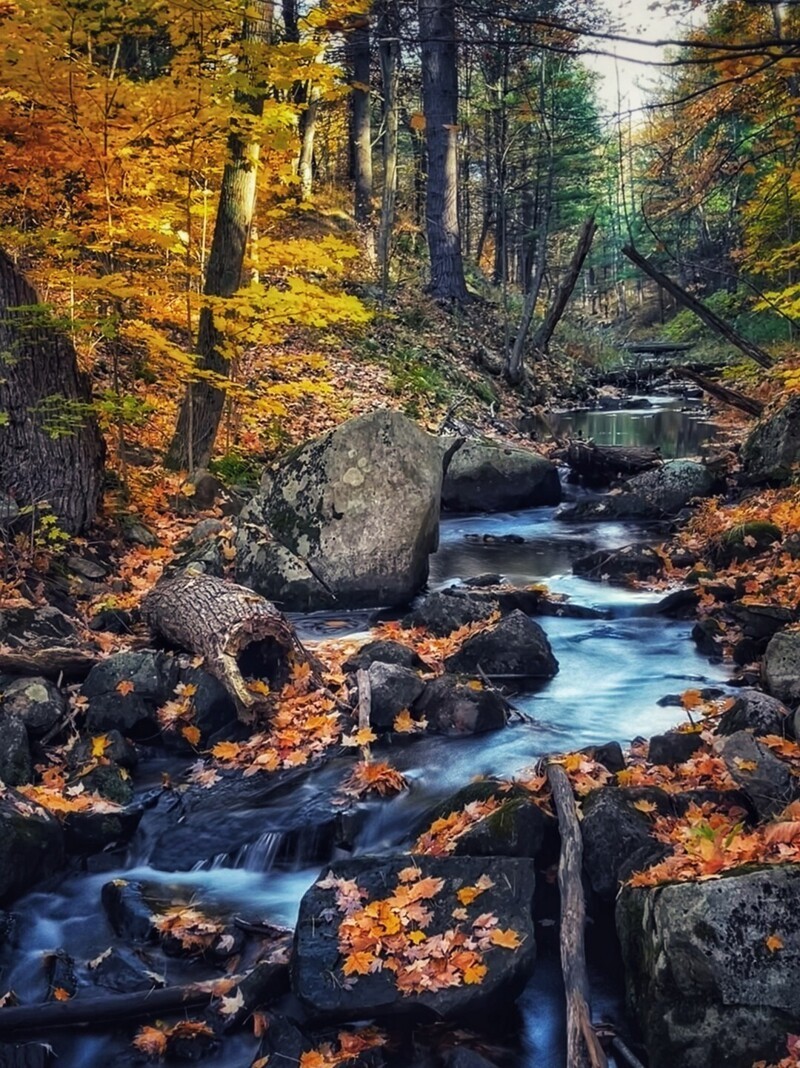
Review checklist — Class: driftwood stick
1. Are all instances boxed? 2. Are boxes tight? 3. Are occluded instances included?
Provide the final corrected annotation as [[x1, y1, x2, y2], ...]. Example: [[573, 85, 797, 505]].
[[676, 366, 764, 418], [356, 667, 372, 729], [546, 762, 608, 1068]]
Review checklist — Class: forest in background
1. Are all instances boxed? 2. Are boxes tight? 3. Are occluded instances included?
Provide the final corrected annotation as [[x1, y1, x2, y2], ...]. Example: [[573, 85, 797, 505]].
[[0, 0, 797, 544]]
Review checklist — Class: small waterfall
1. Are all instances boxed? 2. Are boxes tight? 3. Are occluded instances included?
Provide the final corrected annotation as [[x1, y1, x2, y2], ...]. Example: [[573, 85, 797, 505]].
[[189, 831, 284, 874]]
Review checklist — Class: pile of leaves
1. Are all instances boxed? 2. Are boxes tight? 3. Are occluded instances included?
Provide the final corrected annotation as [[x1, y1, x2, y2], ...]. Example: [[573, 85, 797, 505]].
[[317, 865, 522, 996], [293, 1029, 387, 1068], [413, 796, 505, 856], [370, 614, 502, 673], [754, 1034, 800, 1068]]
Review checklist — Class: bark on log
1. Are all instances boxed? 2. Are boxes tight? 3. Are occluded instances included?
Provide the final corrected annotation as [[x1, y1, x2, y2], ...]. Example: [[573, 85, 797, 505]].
[[0, 645, 100, 682], [141, 574, 301, 722], [547, 762, 607, 1068], [676, 367, 764, 418], [564, 440, 661, 484], [0, 963, 288, 1034], [622, 246, 773, 370]]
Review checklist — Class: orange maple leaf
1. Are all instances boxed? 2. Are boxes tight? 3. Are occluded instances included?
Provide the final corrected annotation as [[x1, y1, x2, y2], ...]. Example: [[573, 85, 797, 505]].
[[116, 680, 135, 696]]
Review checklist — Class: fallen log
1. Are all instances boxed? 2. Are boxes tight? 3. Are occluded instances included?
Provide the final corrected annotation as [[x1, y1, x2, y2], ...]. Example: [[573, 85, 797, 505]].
[[141, 573, 304, 723], [547, 762, 607, 1068], [0, 644, 100, 682], [0, 962, 289, 1035], [676, 367, 764, 418], [564, 440, 661, 485]]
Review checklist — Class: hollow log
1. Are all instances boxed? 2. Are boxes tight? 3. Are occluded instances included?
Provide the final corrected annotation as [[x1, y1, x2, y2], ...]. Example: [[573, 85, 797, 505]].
[[547, 762, 607, 1068], [676, 367, 764, 418], [564, 440, 661, 485], [0, 963, 288, 1034], [141, 573, 301, 722]]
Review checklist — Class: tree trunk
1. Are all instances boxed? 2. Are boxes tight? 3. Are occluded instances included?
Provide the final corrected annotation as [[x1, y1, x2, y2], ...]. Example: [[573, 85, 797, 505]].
[[0, 249, 104, 534], [141, 573, 303, 723], [166, 3, 273, 471], [622, 245, 774, 369], [532, 214, 597, 352], [677, 367, 764, 417], [376, 0, 400, 295], [298, 89, 319, 200], [419, 0, 469, 303], [348, 17, 375, 263], [562, 441, 661, 486], [547, 762, 608, 1068]]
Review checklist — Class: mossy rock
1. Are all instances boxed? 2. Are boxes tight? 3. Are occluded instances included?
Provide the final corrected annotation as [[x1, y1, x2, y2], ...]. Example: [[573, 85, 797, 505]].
[[712, 521, 782, 566], [416, 780, 548, 858]]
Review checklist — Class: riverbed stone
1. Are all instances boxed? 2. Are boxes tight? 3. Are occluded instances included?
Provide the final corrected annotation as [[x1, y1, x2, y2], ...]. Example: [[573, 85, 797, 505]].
[[291, 855, 536, 1021], [555, 492, 660, 522], [581, 787, 671, 901], [416, 780, 547, 859], [740, 395, 800, 484], [713, 731, 794, 819], [728, 602, 794, 642], [648, 730, 703, 767], [0, 713, 32, 785], [616, 865, 800, 1068], [712, 521, 783, 566], [442, 440, 560, 512], [0, 790, 64, 905], [366, 662, 425, 731], [573, 544, 665, 583], [764, 629, 800, 705], [717, 689, 792, 738], [82, 650, 178, 739], [404, 590, 499, 636], [414, 676, 508, 736], [444, 611, 557, 679], [1, 676, 65, 738], [624, 460, 718, 516], [240, 410, 443, 609], [343, 640, 426, 673]]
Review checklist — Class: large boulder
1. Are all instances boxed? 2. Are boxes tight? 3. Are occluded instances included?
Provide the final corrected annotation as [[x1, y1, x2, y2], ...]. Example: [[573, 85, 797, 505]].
[[442, 440, 561, 512], [0, 789, 64, 904], [237, 410, 443, 609], [414, 676, 508, 736], [764, 630, 800, 706], [713, 731, 794, 820], [444, 611, 557, 680], [624, 460, 718, 516], [291, 855, 536, 1021], [581, 787, 670, 901], [740, 395, 800, 484], [416, 781, 548, 859], [717, 689, 792, 739], [1, 676, 65, 738], [367, 662, 426, 731], [617, 866, 800, 1067], [404, 590, 499, 636]]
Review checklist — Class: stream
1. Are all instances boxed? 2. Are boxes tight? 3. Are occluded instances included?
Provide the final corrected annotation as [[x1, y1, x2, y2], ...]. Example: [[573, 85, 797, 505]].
[[0, 395, 731, 1067]]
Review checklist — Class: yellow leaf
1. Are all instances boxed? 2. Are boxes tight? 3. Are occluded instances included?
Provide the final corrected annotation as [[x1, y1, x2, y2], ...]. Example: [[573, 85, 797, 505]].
[[407, 930, 426, 944], [211, 741, 241, 761], [463, 962, 487, 984], [182, 725, 201, 746], [766, 934, 784, 953], [342, 950, 375, 976], [489, 927, 522, 949], [457, 886, 481, 906], [247, 679, 270, 696], [91, 735, 109, 758], [466, 679, 483, 691], [633, 799, 657, 814]]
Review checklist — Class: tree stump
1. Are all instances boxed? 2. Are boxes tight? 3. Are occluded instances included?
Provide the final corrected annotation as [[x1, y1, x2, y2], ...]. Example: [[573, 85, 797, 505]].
[[141, 574, 302, 722]]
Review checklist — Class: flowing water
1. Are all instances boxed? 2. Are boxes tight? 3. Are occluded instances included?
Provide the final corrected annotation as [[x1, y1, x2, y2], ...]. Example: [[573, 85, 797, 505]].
[[0, 396, 730, 1067]]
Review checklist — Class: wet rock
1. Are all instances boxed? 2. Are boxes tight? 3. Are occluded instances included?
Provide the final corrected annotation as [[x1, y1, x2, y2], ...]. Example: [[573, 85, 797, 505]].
[[101, 879, 157, 942], [83, 650, 176, 739], [729, 602, 794, 642], [624, 460, 718, 516], [442, 1051, 499, 1068], [442, 440, 560, 512], [691, 617, 724, 658], [45, 949, 77, 1001], [585, 741, 626, 774], [291, 855, 536, 1022], [464, 532, 525, 545], [88, 608, 135, 635], [764, 630, 800, 706], [68, 729, 138, 772], [713, 731, 794, 819], [712, 521, 783, 566], [233, 520, 333, 612], [367, 662, 425, 731], [254, 1013, 309, 1065], [0, 790, 64, 905], [717, 689, 792, 738], [343, 640, 427, 673], [0, 713, 32, 785], [0, 1043, 55, 1068], [63, 805, 142, 854], [404, 590, 499, 636], [581, 787, 672, 901], [1, 677, 65, 739], [444, 611, 557, 680], [87, 946, 162, 994], [414, 676, 507, 736], [648, 731, 704, 767], [241, 410, 443, 610], [740, 394, 800, 484], [653, 587, 700, 618], [555, 493, 660, 523], [0, 605, 76, 644], [573, 544, 665, 583], [417, 781, 547, 859], [617, 865, 800, 1068]]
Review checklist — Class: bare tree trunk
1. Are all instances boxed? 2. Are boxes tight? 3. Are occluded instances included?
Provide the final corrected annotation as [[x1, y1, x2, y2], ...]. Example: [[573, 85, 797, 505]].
[[622, 245, 774, 369], [419, 0, 469, 303], [0, 249, 105, 534], [677, 367, 764, 417], [166, 2, 273, 471], [142, 573, 302, 723], [547, 762, 608, 1068], [298, 88, 319, 200], [532, 214, 597, 352], [377, 0, 400, 295], [348, 17, 375, 263]]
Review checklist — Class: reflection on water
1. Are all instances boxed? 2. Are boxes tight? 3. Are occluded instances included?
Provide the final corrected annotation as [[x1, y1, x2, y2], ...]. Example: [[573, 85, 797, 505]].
[[548, 397, 716, 457]]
